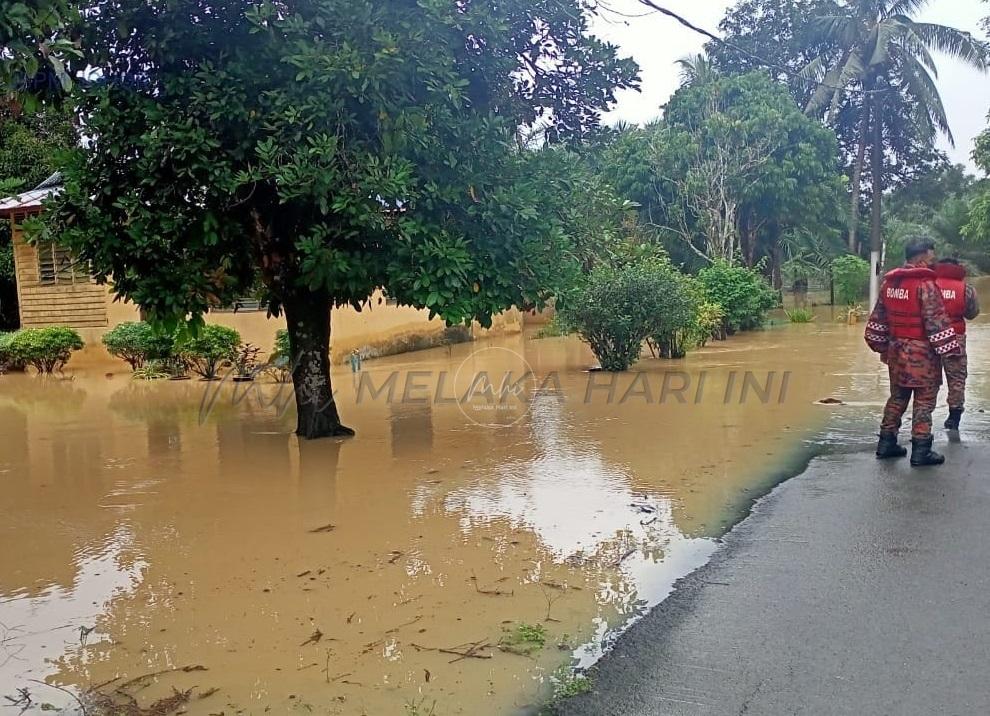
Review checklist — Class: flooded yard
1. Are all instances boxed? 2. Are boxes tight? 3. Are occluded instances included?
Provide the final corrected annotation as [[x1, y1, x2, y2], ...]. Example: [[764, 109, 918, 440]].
[[2, 297, 986, 715]]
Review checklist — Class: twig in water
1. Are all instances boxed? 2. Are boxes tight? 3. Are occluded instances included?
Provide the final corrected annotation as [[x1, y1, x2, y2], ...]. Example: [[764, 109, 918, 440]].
[[300, 629, 323, 647], [540, 584, 564, 623], [611, 548, 637, 567], [470, 572, 514, 596], [27, 680, 88, 716], [114, 665, 207, 691], [410, 640, 494, 662], [4, 687, 31, 708]]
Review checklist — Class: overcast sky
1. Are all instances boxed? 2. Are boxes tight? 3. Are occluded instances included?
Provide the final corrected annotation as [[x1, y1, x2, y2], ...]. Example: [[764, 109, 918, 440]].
[[590, 0, 990, 175]]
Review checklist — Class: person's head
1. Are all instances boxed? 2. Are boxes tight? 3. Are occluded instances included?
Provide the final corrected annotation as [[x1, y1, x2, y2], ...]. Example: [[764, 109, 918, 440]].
[[936, 257, 961, 266], [904, 236, 937, 266]]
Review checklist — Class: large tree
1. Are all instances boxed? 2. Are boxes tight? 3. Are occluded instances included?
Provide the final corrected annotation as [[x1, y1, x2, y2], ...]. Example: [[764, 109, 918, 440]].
[[799, 0, 987, 300], [48, 0, 637, 438], [602, 72, 842, 283], [0, 0, 77, 106], [708, 0, 844, 107]]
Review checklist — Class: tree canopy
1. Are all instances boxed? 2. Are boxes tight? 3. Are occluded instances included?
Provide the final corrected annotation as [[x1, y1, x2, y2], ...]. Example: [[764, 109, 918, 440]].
[[595, 71, 842, 282], [47, 0, 637, 437]]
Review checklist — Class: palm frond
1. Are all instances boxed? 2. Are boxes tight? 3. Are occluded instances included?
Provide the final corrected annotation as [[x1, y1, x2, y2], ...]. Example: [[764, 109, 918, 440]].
[[883, 0, 932, 20], [892, 21, 939, 75], [911, 22, 989, 70], [811, 14, 861, 46], [905, 59, 951, 141], [867, 18, 906, 67]]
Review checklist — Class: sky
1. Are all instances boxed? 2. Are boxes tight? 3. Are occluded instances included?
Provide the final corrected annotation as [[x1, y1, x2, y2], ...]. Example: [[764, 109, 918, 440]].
[[590, 0, 990, 175]]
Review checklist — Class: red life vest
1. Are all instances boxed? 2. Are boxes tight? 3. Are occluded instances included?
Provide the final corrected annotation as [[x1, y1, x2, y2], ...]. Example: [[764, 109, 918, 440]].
[[880, 266, 937, 340], [934, 262, 967, 335]]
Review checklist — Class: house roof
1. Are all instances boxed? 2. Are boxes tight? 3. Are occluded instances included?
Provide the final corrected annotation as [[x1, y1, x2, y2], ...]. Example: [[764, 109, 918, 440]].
[[0, 173, 63, 217]]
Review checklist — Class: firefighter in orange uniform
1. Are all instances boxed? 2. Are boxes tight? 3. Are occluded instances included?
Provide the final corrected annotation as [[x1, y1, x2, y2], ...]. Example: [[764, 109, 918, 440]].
[[865, 238, 962, 466], [934, 258, 980, 430]]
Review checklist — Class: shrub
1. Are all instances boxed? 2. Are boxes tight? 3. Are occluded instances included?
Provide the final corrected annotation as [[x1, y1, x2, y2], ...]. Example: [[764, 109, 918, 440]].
[[0, 331, 23, 372], [6, 326, 84, 373], [266, 329, 293, 383], [184, 324, 241, 380], [558, 258, 695, 371], [132, 360, 172, 380], [690, 301, 726, 347], [785, 307, 816, 323], [647, 271, 703, 359], [831, 254, 870, 306], [102, 321, 156, 369], [697, 261, 777, 334], [533, 315, 571, 339], [233, 343, 263, 379]]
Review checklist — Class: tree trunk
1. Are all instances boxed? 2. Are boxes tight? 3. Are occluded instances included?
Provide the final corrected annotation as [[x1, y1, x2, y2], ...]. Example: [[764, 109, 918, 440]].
[[282, 290, 354, 439], [771, 236, 783, 291], [868, 91, 884, 309], [848, 104, 869, 254]]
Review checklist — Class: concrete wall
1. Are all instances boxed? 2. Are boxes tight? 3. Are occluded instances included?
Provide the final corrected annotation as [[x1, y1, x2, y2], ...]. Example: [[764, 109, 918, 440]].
[[7, 213, 523, 367]]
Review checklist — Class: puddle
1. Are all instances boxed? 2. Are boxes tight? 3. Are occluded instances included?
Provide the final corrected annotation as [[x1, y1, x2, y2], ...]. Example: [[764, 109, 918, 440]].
[[2, 283, 987, 714]]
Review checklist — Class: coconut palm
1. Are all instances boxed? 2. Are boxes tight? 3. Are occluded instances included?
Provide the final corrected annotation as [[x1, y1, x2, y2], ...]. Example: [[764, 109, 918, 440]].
[[676, 53, 718, 86], [800, 0, 987, 297]]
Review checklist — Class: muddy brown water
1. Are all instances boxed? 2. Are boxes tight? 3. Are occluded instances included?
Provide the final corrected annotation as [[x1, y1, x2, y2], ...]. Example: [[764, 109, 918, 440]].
[[1, 289, 985, 715]]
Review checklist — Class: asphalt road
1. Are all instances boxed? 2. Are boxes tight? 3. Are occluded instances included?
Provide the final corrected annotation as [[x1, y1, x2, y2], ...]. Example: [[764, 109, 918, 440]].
[[558, 438, 990, 716]]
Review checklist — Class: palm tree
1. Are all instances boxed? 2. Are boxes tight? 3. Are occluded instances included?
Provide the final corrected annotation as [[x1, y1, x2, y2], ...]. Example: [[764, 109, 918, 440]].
[[676, 53, 718, 86], [800, 0, 987, 302]]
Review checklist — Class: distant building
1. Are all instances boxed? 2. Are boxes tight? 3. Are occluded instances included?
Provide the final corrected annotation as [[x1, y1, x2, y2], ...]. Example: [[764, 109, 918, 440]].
[[0, 176, 522, 363]]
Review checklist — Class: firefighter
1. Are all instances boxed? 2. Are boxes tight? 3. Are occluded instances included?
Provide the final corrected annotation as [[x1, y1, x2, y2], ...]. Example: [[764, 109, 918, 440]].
[[934, 258, 981, 430], [865, 237, 962, 466]]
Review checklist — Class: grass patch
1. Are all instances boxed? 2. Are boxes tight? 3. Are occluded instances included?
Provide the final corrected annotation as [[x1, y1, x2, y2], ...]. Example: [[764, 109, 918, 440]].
[[784, 307, 816, 323], [498, 622, 547, 656], [533, 317, 570, 339], [552, 668, 593, 699]]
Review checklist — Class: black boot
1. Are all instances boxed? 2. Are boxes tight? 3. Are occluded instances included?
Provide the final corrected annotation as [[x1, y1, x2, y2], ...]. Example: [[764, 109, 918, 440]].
[[910, 436, 945, 467], [944, 408, 963, 431], [876, 432, 907, 459]]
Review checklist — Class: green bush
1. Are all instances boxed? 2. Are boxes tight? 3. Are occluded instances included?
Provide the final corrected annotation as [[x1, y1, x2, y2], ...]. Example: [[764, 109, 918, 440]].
[[132, 360, 172, 380], [558, 258, 696, 371], [184, 324, 241, 380], [831, 254, 871, 306], [0, 331, 22, 372], [697, 261, 777, 334], [533, 315, 571, 339], [785, 307, 816, 323], [267, 329, 293, 383], [688, 301, 726, 348], [6, 326, 84, 374], [647, 271, 703, 359], [102, 321, 156, 369], [272, 328, 290, 362]]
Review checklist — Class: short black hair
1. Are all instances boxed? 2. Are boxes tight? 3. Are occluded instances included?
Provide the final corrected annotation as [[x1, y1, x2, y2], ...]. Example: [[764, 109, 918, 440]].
[[904, 237, 936, 261], [936, 256, 961, 265]]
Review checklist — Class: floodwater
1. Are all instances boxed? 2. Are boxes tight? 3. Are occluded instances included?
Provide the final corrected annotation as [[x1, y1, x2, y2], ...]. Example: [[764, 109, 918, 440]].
[[1, 286, 985, 715]]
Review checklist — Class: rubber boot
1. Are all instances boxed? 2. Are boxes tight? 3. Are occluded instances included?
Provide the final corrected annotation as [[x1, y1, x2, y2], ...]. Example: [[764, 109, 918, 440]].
[[944, 408, 963, 431], [876, 432, 907, 459], [910, 436, 945, 467]]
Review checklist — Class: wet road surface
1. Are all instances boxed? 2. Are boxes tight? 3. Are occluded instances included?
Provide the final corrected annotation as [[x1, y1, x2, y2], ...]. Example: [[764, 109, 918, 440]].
[[558, 441, 990, 716]]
